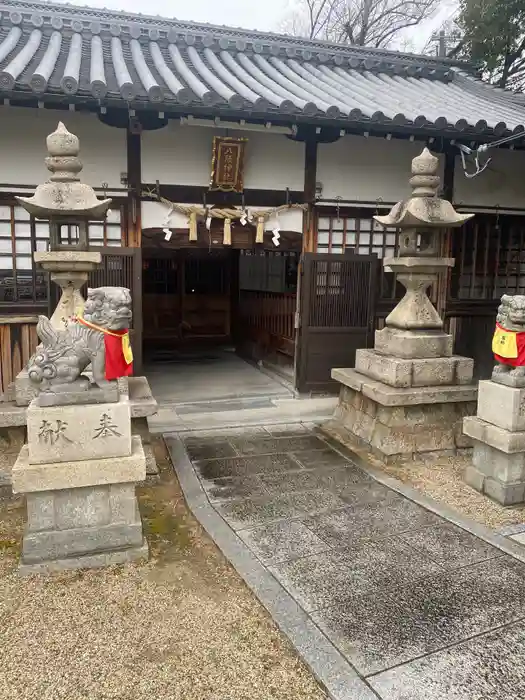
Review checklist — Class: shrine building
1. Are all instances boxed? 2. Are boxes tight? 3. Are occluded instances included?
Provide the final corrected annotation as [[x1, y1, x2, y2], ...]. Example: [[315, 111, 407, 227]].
[[1, 0, 525, 395]]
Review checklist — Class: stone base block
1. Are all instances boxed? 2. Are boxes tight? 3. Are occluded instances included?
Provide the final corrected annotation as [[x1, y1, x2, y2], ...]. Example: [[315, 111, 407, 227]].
[[0, 425, 25, 454], [12, 435, 146, 494], [374, 327, 453, 359], [0, 403, 26, 428], [36, 383, 119, 407], [463, 416, 525, 453], [471, 439, 525, 486], [1, 376, 157, 431], [355, 349, 473, 389], [22, 516, 143, 563], [331, 368, 478, 406], [19, 540, 149, 576], [128, 377, 158, 419], [331, 383, 475, 463], [465, 443, 525, 505], [144, 443, 159, 475], [19, 479, 146, 569], [477, 380, 525, 432], [27, 395, 132, 464], [15, 369, 38, 407], [491, 369, 525, 388]]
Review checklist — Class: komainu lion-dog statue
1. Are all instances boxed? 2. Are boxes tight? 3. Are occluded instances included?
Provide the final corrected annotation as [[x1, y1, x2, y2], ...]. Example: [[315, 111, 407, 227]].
[[27, 287, 133, 393], [492, 294, 525, 387]]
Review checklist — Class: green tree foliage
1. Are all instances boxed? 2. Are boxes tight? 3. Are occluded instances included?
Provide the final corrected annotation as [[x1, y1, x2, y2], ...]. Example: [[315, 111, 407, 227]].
[[457, 0, 525, 88]]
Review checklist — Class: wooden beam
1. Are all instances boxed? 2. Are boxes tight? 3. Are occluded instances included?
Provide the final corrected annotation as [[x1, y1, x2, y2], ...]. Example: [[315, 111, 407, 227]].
[[303, 138, 318, 253], [141, 227, 302, 251], [126, 126, 142, 248], [142, 184, 304, 208]]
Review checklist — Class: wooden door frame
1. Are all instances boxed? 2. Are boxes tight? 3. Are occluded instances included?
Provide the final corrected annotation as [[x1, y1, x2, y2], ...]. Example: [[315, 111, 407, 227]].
[[295, 250, 379, 394]]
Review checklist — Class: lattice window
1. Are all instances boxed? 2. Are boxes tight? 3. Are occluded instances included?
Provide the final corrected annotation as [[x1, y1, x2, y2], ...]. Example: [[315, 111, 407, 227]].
[[450, 216, 525, 301], [239, 250, 298, 293], [0, 203, 124, 305], [316, 214, 401, 301], [317, 215, 398, 258]]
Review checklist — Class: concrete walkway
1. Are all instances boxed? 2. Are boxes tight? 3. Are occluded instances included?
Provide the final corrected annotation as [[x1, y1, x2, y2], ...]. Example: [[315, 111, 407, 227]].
[[145, 350, 338, 434], [166, 424, 525, 700], [145, 349, 292, 406]]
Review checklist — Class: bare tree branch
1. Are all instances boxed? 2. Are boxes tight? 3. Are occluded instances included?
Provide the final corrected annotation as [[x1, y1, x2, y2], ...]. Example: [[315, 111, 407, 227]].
[[281, 0, 442, 48]]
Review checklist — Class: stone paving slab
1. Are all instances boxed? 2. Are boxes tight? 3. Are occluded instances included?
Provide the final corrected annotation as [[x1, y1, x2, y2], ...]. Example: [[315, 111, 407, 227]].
[[167, 423, 525, 700], [369, 619, 525, 699], [238, 520, 329, 566], [313, 556, 525, 676], [399, 522, 501, 569], [196, 453, 300, 480], [230, 434, 329, 456]]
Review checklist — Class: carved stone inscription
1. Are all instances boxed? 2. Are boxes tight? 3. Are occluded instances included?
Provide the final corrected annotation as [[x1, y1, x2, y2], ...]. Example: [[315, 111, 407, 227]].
[[93, 413, 122, 439], [27, 398, 132, 465], [38, 419, 73, 445]]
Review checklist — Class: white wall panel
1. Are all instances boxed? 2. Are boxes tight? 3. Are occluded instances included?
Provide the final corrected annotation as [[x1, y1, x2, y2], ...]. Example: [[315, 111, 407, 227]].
[[453, 149, 525, 209], [317, 135, 444, 204], [0, 106, 126, 189], [142, 122, 304, 190]]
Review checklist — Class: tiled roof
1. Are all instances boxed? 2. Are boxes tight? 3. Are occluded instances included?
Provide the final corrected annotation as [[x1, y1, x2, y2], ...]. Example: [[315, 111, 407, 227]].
[[0, 0, 525, 137]]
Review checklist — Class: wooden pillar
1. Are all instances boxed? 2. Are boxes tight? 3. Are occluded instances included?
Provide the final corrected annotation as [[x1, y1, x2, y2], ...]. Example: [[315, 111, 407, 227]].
[[303, 138, 318, 253], [442, 145, 456, 204], [437, 144, 457, 323], [126, 124, 142, 248]]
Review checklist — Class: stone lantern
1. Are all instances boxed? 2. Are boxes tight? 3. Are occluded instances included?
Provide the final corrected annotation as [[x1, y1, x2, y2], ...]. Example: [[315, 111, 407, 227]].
[[16, 122, 110, 329], [329, 148, 478, 463], [373, 148, 473, 355]]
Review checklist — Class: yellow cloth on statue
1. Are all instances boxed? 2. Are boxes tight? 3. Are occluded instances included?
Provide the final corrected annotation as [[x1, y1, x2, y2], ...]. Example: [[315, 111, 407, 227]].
[[492, 326, 518, 359], [122, 333, 133, 365]]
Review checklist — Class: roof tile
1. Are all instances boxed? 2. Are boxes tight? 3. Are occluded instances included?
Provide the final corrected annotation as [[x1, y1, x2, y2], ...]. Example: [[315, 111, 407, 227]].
[[0, 0, 524, 136]]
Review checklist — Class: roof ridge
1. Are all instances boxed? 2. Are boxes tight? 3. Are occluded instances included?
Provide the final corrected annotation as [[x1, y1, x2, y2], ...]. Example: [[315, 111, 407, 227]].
[[0, 0, 472, 69]]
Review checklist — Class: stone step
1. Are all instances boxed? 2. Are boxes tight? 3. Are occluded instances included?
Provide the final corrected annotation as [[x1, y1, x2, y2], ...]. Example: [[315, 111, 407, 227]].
[[148, 396, 338, 434]]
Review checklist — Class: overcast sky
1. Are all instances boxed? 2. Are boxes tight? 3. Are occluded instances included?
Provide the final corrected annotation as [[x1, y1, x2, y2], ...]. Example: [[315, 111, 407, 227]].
[[57, 0, 289, 32], [54, 0, 458, 53]]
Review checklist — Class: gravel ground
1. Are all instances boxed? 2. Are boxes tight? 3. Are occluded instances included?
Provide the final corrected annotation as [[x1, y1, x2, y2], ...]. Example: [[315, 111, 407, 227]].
[[323, 425, 525, 530], [0, 439, 326, 700]]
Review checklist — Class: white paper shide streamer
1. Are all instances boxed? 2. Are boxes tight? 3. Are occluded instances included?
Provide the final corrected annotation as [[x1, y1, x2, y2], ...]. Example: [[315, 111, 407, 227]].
[[163, 204, 174, 241]]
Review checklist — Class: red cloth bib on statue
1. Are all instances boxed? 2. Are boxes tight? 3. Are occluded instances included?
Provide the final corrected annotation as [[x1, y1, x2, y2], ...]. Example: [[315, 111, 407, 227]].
[[77, 317, 134, 380], [103, 329, 134, 380], [493, 323, 525, 368]]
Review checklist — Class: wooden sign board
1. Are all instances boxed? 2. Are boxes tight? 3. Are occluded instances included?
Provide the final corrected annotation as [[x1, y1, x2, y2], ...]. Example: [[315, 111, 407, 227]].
[[210, 136, 247, 193]]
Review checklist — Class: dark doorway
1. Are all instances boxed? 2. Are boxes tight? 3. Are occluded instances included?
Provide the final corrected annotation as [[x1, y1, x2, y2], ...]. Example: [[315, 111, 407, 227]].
[[142, 249, 234, 358]]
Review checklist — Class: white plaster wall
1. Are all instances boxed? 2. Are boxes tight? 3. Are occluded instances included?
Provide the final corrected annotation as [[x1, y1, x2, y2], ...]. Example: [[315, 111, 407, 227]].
[[453, 149, 525, 209], [0, 106, 126, 189], [141, 122, 305, 190], [317, 135, 444, 203]]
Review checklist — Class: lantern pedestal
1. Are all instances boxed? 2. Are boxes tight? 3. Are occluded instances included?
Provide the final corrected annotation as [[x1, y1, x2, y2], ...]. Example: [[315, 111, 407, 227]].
[[327, 148, 478, 463], [34, 251, 102, 330]]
